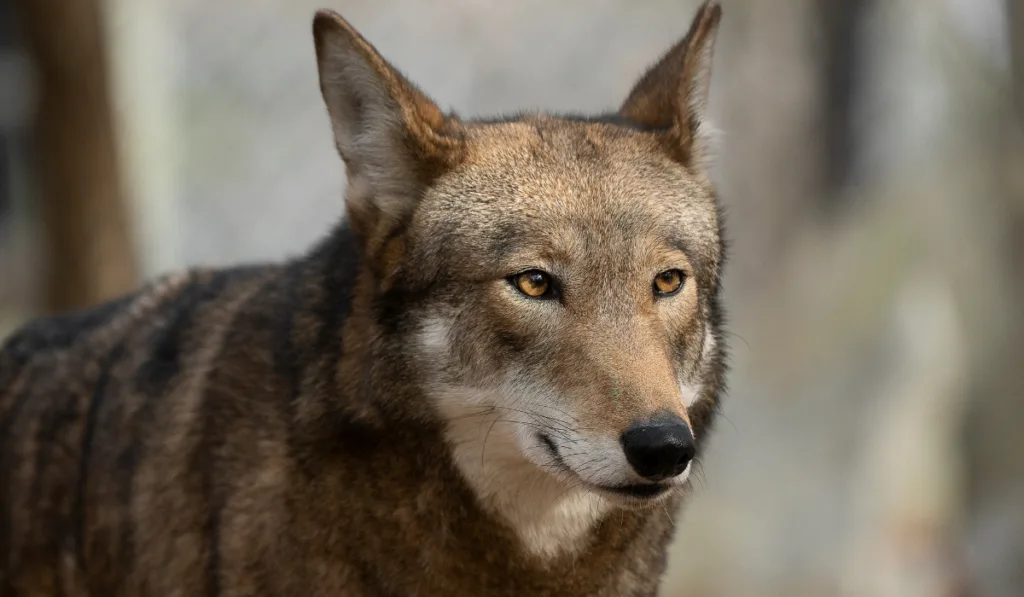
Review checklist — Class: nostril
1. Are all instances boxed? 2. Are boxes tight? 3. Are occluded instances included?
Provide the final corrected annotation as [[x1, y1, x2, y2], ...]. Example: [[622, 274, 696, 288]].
[[672, 442, 696, 475], [620, 420, 695, 481]]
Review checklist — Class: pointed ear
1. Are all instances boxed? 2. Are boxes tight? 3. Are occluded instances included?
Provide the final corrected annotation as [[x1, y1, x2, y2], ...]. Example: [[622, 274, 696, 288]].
[[313, 11, 463, 233], [619, 1, 722, 167]]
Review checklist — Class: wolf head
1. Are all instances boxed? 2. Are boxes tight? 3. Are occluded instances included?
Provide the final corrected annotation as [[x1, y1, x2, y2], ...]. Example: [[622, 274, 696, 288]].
[[313, 2, 726, 511]]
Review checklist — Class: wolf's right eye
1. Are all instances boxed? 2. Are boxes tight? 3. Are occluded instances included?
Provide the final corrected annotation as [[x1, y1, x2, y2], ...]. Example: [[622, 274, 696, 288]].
[[510, 270, 556, 299]]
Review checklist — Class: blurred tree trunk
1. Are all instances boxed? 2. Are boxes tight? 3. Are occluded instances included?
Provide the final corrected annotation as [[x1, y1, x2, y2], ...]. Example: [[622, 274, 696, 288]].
[[720, 0, 867, 297], [16, 0, 138, 313], [719, 0, 827, 298], [961, 2, 1024, 596], [818, 0, 869, 209]]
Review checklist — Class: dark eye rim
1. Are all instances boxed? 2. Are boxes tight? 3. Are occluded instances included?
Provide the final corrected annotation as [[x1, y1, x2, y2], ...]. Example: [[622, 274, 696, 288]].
[[653, 269, 687, 297], [508, 269, 560, 300]]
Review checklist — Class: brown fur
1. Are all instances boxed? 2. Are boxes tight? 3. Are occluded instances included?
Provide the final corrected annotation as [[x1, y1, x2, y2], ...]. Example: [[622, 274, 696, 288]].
[[0, 3, 728, 595]]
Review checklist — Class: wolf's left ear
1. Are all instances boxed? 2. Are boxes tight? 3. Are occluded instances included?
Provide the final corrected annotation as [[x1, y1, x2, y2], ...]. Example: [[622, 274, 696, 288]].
[[313, 11, 463, 233], [619, 1, 722, 167]]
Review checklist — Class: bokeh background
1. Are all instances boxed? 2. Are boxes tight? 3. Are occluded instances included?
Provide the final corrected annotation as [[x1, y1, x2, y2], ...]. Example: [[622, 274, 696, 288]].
[[1, 0, 1022, 595]]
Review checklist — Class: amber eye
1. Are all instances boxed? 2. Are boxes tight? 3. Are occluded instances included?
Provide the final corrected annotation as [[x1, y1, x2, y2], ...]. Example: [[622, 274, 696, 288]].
[[511, 270, 554, 299], [653, 269, 685, 297]]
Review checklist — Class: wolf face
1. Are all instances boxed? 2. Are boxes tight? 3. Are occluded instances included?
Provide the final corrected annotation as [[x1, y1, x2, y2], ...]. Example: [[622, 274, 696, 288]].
[[314, 1, 727, 556], [409, 120, 723, 491]]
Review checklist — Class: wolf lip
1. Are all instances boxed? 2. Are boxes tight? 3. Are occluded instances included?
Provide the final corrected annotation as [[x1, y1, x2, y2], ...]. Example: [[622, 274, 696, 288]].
[[539, 435, 672, 500], [599, 483, 672, 499], [538, 434, 571, 470], [540, 435, 606, 485]]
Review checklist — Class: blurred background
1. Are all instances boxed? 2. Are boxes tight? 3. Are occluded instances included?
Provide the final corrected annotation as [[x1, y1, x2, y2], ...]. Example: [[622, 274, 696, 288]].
[[1, 0, 1021, 595]]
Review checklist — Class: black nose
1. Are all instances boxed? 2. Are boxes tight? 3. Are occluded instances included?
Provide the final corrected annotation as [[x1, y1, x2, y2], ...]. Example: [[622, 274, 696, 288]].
[[620, 414, 695, 481]]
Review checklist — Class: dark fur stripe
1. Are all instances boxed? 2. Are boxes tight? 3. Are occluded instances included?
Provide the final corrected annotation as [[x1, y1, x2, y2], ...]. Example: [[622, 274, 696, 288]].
[[0, 291, 138, 355], [0, 394, 27, 592], [134, 272, 238, 395], [73, 342, 124, 569], [272, 265, 304, 409], [309, 223, 363, 375], [27, 378, 85, 594], [204, 482, 222, 597]]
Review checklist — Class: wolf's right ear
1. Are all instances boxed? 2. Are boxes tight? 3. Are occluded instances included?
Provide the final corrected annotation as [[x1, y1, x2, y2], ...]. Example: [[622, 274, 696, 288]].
[[313, 11, 463, 233], [618, 1, 722, 168]]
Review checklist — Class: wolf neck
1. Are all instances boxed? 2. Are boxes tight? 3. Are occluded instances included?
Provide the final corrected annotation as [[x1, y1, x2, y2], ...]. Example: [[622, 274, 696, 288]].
[[440, 403, 615, 560]]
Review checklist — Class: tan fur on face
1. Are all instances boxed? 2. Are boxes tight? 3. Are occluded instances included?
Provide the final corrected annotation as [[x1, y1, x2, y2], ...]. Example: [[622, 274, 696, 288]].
[[408, 118, 721, 554]]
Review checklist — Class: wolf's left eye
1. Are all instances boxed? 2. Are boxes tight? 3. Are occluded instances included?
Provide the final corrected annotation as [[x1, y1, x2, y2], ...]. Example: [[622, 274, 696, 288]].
[[510, 270, 556, 299], [653, 269, 685, 297]]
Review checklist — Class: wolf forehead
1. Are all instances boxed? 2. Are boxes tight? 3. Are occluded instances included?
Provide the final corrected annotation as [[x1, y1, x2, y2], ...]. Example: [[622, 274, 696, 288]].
[[411, 115, 723, 267]]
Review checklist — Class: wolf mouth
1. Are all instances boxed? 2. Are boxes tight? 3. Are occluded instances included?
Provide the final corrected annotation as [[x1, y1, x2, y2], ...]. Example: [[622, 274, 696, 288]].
[[598, 483, 672, 499], [537, 434, 672, 500], [538, 433, 568, 467]]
